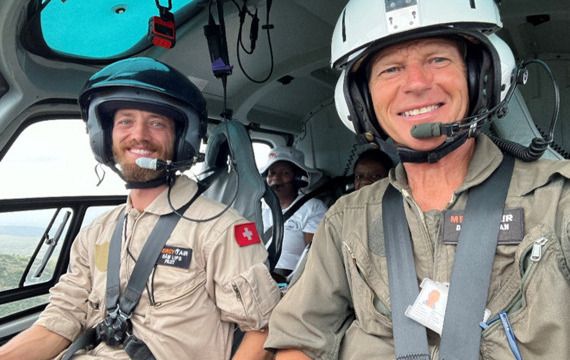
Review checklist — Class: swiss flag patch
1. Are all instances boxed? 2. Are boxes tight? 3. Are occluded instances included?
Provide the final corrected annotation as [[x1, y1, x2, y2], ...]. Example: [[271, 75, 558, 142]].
[[234, 222, 261, 247]]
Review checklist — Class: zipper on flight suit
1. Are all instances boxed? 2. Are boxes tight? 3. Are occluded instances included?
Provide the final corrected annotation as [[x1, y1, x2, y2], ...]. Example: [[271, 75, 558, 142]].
[[232, 282, 250, 319], [479, 236, 550, 358], [344, 243, 391, 318], [401, 188, 437, 277]]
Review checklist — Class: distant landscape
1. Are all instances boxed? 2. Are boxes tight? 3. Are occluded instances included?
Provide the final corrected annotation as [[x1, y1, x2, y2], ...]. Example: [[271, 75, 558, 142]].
[[0, 228, 44, 256], [0, 229, 57, 317]]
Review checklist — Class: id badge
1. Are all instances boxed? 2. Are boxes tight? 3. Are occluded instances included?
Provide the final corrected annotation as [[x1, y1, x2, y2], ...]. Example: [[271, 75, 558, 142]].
[[405, 278, 492, 335], [405, 278, 449, 335]]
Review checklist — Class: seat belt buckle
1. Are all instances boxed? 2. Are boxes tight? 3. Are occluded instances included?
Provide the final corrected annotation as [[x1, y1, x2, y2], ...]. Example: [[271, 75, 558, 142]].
[[96, 306, 132, 347]]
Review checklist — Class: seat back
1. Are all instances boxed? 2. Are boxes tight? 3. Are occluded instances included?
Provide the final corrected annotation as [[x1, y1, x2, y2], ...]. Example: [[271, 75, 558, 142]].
[[200, 120, 283, 269]]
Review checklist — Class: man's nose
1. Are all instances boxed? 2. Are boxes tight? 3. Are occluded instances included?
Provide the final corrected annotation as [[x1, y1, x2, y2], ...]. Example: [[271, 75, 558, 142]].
[[131, 121, 150, 140], [403, 63, 432, 92]]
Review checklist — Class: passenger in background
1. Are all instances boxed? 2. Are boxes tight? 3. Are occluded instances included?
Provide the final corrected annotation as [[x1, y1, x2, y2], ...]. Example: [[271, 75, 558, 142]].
[[353, 148, 394, 190], [260, 146, 327, 281]]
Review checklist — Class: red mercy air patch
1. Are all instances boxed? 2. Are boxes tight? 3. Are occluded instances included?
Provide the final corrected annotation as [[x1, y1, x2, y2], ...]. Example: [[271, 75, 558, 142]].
[[234, 222, 261, 247]]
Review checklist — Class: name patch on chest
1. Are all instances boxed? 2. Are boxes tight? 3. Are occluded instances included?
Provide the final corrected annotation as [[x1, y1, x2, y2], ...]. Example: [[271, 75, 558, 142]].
[[442, 208, 524, 245], [156, 246, 192, 269]]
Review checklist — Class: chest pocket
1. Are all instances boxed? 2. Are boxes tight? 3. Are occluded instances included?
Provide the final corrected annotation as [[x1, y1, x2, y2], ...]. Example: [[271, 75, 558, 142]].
[[481, 224, 570, 359], [342, 235, 393, 338], [151, 264, 206, 306], [150, 239, 206, 306]]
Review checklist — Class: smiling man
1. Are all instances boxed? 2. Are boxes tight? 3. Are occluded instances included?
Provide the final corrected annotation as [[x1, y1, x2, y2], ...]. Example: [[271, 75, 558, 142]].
[[266, 1, 570, 359], [0, 57, 280, 360]]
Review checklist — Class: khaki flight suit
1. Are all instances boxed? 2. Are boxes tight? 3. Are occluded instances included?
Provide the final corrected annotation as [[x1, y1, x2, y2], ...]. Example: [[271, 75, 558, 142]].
[[36, 175, 281, 360], [266, 135, 570, 359]]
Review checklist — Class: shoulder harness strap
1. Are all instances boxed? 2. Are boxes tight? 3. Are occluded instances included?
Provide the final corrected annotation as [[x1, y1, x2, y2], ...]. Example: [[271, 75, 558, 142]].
[[382, 155, 515, 360], [63, 184, 205, 360]]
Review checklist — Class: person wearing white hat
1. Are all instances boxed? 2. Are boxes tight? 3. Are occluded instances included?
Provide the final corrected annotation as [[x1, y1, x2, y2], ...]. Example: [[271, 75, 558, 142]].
[[260, 146, 327, 281]]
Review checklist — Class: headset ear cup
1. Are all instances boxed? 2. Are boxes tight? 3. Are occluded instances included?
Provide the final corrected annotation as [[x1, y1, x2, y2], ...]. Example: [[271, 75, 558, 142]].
[[465, 44, 494, 115], [176, 128, 196, 162], [354, 69, 386, 140], [466, 43, 494, 115], [87, 102, 114, 166], [466, 43, 481, 115], [175, 110, 203, 162]]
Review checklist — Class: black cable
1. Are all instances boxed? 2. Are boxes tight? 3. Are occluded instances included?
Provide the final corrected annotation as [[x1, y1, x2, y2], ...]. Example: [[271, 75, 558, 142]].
[[232, 0, 256, 54], [523, 59, 560, 142], [165, 122, 241, 224], [235, 0, 274, 84], [166, 175, 238, 223], [122, 215, 156, 305], [491, 59, 561, 161], [154, 0, 172, 11], [535, 124, 570, 158]]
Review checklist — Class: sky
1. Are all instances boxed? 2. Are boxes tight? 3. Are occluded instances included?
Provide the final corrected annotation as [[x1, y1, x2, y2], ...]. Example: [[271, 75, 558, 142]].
[[0, 119, 271, 226]]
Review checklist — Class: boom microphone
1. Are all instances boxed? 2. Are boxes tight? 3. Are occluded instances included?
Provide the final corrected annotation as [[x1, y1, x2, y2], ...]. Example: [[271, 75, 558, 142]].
[[135, 157, 168, 170], [411, 123, 443, 139], [136, 157, 195, 171]]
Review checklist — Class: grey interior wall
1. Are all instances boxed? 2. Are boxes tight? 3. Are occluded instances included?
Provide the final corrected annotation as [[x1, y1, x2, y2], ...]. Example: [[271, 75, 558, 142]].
[[293, 103, 358, 178]]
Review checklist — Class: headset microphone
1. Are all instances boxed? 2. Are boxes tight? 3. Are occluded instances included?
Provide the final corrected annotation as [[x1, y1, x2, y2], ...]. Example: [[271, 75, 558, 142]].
[[135, 158, 194, 171], [136, 157, 167, 170], [411, 123, 444, 139], [411, 122, 474, 139]]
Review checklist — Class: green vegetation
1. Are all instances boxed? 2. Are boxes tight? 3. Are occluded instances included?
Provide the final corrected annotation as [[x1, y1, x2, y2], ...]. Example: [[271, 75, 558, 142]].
[[0, 253, 30, 291], [0, 234, 58, 318]]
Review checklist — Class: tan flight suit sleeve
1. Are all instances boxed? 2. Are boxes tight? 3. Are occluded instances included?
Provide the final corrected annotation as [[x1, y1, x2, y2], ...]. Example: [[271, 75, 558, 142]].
[[205, 218, 281, 331], [265, 209, 354, 359], [35, 225, 97, 341]]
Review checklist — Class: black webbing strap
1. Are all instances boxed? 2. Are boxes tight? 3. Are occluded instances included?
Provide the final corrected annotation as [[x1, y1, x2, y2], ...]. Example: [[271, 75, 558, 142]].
[[105, 201, 192, 360], [382, 155, 514, 360], [439, 155, 514, 360], [107, 204, 189, 317], [383, 186, 431, 360], [63, 186, 202, 360], [61, 328, 97, 360]]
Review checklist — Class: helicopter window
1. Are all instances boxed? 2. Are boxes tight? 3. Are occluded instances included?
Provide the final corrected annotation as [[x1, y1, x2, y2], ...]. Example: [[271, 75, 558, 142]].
[[23, 0, 202, 61], [0, 119, 126, 199]]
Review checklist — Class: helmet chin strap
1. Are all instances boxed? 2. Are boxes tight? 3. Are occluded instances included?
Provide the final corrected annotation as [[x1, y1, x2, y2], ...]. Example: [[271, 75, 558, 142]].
[[104, 162, 174, 189], [125, 175, 171, 189]]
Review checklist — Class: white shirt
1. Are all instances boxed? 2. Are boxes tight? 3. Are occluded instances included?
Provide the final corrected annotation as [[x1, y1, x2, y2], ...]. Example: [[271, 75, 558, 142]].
[[262, 196, 327, 270]]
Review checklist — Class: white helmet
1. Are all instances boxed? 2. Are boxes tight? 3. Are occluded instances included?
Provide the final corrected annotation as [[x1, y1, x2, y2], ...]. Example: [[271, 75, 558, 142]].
[[331, 0, 517, 162]]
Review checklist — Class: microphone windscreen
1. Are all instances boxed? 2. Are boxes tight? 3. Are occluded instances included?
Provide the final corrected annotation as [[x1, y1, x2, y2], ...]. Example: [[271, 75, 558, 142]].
[[135, 157, 158, 170], [411, 123, 442, 139]]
